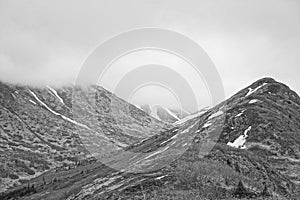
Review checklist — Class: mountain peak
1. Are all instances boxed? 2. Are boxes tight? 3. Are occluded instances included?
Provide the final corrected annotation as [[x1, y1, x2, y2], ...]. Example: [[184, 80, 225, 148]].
[[247, 77, 294, 94], [252, 77, 276, 84], [226, 77, 300, 107], [139, 104, 190, 123]]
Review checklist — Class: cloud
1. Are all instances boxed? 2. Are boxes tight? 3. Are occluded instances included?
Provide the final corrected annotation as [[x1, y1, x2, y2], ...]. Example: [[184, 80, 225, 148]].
[[0, 0, 299, 103], [154, 0, 300, 96], [0, 1, 86, 86]]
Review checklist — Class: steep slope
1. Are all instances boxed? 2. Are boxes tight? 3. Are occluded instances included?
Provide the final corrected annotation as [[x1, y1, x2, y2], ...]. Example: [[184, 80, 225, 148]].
[[217, 77, 300, 184], [65, 77, 300, 200], [2, 77, 300, 200], [0, 81, 168, 192]]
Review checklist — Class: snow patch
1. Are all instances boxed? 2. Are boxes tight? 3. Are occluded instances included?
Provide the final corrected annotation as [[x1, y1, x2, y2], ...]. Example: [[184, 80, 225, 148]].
[[172, 128, 179, 132], [29, 100, 36, 105], [249, 99, 260, 104], [29, 89, 89, 129], [227, 126, 251, 149], [246, 83, 267, 97], [29, 90, 59, 116], [155, 175, 167, 180], [203, 121, 212, 128], [47, 86, 65, 104], [235, 110, 245, 118]]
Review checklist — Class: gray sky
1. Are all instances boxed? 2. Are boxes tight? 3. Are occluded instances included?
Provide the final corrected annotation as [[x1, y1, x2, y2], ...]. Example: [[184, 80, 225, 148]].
[[1, 0, 300, 111]]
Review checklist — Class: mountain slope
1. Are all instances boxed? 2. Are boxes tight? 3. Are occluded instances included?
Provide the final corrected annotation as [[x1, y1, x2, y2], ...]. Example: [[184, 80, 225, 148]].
[[0, 81, 168, 193], [2, 77, 300, 200], [66, 77, 300, 200]]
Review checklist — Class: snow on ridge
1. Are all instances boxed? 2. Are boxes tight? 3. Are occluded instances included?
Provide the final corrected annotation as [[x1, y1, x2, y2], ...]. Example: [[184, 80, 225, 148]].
[[166, 108, 180, 120], [47, 86, 65, 105], [246, 83, 268, 97], [134, 104, 141, 110], [146, 105, 180, 122], [227, 126, 252, 149], [150, 105, 161, 121], [29, 89, 89, 130]]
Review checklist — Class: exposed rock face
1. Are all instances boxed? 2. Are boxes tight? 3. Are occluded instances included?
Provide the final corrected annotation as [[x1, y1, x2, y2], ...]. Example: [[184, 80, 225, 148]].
[[1, 78, 300, 200], [0, 81, 167, 192]]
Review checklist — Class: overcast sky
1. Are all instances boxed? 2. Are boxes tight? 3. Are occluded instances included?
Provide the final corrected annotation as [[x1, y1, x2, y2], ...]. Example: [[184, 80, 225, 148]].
[[1, 0, 300, 111]]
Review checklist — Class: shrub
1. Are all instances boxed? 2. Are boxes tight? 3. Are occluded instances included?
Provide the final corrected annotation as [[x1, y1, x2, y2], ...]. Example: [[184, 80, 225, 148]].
[[9, 173, 19, 179]]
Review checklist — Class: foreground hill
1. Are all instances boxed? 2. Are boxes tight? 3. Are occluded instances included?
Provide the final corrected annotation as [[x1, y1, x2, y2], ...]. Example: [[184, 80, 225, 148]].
[[1, 77, 300, 200], [0, 81, 168, 192]]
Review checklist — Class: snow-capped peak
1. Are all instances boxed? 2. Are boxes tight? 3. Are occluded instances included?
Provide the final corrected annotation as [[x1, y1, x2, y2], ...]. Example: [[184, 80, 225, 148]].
[[139, 104, 189, 123]]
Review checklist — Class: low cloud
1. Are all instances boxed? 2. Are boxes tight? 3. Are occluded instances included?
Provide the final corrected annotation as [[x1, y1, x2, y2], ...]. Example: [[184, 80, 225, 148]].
[[0, 0, 300, 100]]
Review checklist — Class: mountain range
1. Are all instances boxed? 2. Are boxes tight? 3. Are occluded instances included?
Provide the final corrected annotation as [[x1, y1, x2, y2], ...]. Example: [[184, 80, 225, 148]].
[[1, 77, 300, 200], [0, 82, 169, 193]]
